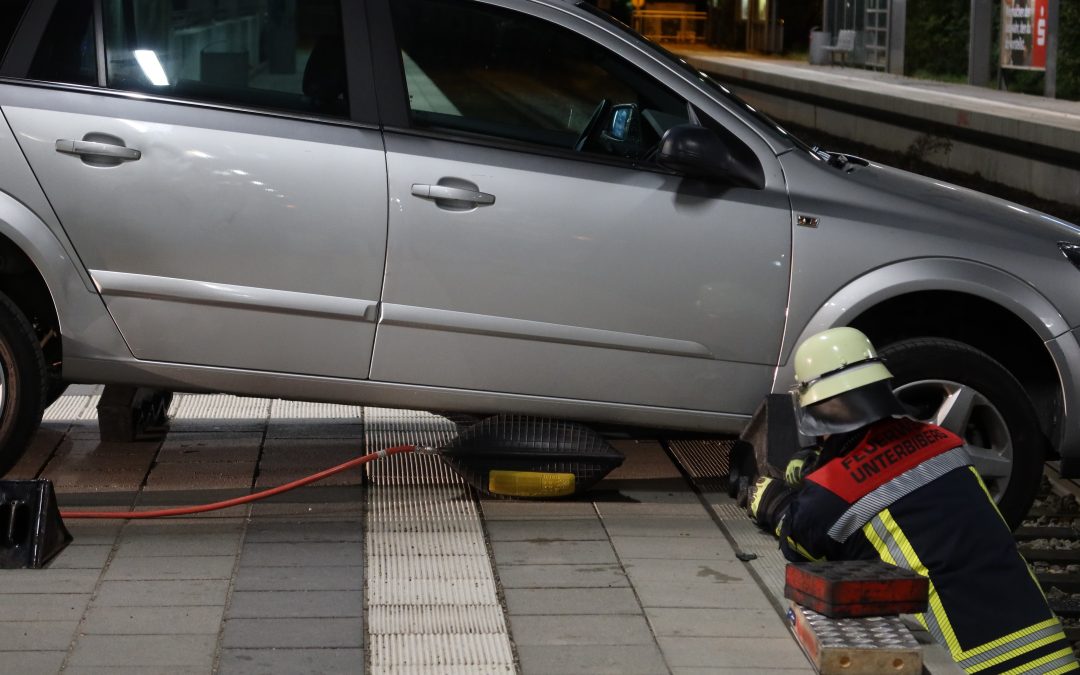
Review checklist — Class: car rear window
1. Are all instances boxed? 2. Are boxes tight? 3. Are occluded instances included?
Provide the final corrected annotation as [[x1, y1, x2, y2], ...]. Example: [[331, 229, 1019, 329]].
[[0, 0, 32, 67]]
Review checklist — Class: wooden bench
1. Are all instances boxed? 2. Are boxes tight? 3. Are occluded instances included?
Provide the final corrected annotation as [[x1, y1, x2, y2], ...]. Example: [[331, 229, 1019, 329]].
[[822, 29, 857, 65]]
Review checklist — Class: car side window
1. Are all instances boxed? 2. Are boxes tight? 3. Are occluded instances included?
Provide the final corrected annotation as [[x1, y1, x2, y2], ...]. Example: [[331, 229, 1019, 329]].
[[391, 0, 689, 162], [100, 0, 349, 117], [27, 0, 349, 118], [28, 0, 97, 86], [0, 0, 31, 66]]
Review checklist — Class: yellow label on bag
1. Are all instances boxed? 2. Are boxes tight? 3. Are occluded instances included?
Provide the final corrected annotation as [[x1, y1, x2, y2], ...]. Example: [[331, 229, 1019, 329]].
[[488, 470, 576, 498]]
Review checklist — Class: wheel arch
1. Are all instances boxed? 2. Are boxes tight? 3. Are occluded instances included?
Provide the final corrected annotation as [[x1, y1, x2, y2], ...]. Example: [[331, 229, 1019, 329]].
[[774, 258, 1068, 453], [0, 190, 128, 378]]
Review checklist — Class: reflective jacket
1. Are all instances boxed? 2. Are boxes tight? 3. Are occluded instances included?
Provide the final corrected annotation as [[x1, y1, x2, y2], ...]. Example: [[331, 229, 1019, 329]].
[[778, 416, 1077, 675]]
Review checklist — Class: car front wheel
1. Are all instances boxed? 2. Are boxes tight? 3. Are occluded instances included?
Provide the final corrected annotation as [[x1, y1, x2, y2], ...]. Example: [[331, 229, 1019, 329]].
[[0, 291, 46, 476], [879, 337, 1045, 530]]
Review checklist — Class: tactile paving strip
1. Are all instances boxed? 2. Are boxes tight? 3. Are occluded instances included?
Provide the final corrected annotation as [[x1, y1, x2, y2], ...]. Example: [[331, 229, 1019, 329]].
[[43, 394, 99, 422], [364, 408, 515, 674], [269, 399, 363, 419], [168, 394, 272, 419]]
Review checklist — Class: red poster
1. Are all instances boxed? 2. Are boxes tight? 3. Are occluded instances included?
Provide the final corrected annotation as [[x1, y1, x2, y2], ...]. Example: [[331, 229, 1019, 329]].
[[1032, 0, 1049, 69]]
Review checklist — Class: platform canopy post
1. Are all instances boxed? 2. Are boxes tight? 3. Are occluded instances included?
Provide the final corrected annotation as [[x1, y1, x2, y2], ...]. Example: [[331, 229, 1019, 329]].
[[969, 0, 992, 86]]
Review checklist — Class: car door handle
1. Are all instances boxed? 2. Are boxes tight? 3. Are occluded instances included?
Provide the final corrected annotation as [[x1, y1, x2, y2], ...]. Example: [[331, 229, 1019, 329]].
[[55, 139, 142, 161], [411, 184, 495, 205]]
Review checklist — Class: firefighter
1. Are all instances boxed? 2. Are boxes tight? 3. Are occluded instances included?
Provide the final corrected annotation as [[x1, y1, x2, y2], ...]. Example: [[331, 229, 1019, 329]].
[[748, 327, 1078, 675]]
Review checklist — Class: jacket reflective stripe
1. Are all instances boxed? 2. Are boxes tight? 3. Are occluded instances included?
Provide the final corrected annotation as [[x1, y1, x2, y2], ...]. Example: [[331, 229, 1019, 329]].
[[999, 647, 1078, 675], [828, 447, 972, 542], [864, 511, 1071, 673], [865, 512, 962, 655]]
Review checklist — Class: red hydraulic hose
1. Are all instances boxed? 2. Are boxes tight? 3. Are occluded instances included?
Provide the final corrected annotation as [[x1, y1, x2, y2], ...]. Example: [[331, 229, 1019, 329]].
[[60, 444, 417, 520]]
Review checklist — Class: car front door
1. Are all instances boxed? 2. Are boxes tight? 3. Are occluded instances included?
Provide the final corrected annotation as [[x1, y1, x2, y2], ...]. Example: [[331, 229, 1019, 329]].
[[367, 0, 792, 414], [1, 0, 386, 379]]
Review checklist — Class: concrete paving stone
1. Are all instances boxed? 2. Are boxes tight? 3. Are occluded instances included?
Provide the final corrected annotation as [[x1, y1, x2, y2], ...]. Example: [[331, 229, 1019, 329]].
[[665, 665, 812, 669], [67, 634, 217, 668], [92, 579, 230, 607], [0, 651, 67, 675], [509, 614, 655, 646], [516, 644, 667, 675], [221, 617, 362, 649], [113, 531, 242, 557], [157, 436, 262, 463], [263, 421, 364, 439], [622, 558, 748, 584], [250, 502, 363, 518], [81, 605, 224, 635], [48, 453, 154, 472], [0, 593, 90, 621], [103, 555, 237, 581], [65, 521, 125, 546], [481, 500, 598, 520], [226, 590, 363, 618], [632, 580, 774, 610], [594, 502, 711, 518], [243, 520, 363, 543], [503, 587, 642, 616], [239, 542, 362, 568], [258, 439, 364, 464], [218, 647, 365, 674], [166, 420, 268, 433], [648, 607, 792, 638], [0, 619, 79, 650], [1, 568, 101, 594], [53, 439, 161, 459], [232, 565, 363, 592], [485, 519, 607, 541], [599, 516, 726, 539], [610, 536, 735, 560], [64, 668, 207, 675], [658, 636, 810, 670], [492, 539, 618, 566], [496, 563, 629, 589], [47, 545, 112, 569], [44, 468, 149, 492], [255, 467, 363, 488], [123, 520, 245, 534], [6, 428, 66, 479], [144, 462, 256, 490]]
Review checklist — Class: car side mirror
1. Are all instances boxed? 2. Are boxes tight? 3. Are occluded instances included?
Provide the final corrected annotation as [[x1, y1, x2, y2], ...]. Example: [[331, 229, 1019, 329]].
[[656, 124, 764, 188]]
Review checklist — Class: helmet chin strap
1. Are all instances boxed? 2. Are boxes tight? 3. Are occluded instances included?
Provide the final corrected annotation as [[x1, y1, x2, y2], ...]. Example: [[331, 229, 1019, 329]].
[[795, 380, 910, 437]]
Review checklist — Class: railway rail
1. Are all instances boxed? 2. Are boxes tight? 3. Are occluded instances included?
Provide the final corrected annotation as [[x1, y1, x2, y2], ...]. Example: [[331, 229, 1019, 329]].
[[1018, 464, 1080, 646]]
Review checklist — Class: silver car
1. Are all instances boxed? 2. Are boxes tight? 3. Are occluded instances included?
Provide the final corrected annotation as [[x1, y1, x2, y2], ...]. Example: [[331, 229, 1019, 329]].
[[1, 0, 1078, 526]]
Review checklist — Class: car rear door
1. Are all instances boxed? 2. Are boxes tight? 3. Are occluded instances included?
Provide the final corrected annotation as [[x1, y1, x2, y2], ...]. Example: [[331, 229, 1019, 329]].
[[366, 0, 792, 415], [0, 0, 386, 379]]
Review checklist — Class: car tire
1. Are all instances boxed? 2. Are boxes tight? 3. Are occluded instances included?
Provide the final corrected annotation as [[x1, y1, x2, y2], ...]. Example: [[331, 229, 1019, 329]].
[[0, 291, 47, 477], [879, 337, 1044, 531], [43, 379, 68, 410]]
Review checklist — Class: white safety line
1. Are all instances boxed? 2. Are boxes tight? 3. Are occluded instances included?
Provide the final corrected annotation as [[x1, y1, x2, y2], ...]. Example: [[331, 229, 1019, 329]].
[[365, 408, 515, 674]]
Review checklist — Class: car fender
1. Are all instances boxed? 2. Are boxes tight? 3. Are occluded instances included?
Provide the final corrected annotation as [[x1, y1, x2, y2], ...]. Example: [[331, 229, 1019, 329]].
[[0, 191, 131, 362], [773, 257, 1068, 391]]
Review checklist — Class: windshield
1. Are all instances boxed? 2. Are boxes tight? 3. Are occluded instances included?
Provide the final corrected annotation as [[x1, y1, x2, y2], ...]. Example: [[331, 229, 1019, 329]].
[[576, 3, 814, 154]]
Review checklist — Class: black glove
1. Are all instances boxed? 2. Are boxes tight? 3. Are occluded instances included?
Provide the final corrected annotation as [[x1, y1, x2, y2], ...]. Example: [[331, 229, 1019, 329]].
[[746, 476, 795, 531]]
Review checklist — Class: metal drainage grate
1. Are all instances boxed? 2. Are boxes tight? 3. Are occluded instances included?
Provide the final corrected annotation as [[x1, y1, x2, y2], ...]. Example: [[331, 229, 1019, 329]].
[[363, 408, 515, 674]]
